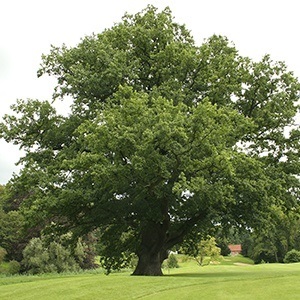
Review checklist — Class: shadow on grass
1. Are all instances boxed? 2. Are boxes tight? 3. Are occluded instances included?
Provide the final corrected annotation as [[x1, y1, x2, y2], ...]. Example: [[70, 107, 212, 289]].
[[165, 271, 246, 278]]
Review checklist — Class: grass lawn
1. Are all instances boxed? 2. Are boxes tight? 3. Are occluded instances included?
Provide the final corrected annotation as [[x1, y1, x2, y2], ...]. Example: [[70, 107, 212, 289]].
[[1, 256, 300, 299]]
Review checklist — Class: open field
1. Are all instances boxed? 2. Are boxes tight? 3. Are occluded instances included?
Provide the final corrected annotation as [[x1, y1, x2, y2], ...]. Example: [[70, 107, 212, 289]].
[[1, 256, 300, 300]]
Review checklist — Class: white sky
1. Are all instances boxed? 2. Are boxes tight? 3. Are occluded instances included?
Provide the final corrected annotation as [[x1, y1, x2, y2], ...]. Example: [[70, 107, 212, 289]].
[[1, 0, 300, 184]]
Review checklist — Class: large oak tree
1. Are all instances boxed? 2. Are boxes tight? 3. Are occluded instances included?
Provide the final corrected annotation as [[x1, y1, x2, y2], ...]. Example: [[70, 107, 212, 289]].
[[1, 6, 299, 275]]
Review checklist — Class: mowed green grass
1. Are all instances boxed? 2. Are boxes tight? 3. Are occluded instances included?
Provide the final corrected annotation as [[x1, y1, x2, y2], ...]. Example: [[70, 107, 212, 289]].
[[1, 257, 300, 300]]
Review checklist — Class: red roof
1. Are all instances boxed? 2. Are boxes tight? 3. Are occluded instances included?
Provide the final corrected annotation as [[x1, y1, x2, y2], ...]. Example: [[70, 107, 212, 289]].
[[228, 244, 242, 253]]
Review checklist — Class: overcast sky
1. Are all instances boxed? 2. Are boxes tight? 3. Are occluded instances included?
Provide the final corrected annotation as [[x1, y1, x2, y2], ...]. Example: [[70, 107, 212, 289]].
[[1, 0, 300, 184]]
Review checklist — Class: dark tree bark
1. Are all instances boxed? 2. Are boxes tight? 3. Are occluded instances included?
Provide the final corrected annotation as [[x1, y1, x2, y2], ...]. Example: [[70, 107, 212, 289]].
[[132, 221, 169, 276], [131, 210, 207, 275], [132, 248, 167, 276]]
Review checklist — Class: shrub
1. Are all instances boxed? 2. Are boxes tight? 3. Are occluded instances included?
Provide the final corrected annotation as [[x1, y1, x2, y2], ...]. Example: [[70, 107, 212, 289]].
[[22, 238, 50, 274], [284, 249, 300, 263], [166, 253, 179, 269], [22, 237, 80, 274], [7, 260, 20, 275]]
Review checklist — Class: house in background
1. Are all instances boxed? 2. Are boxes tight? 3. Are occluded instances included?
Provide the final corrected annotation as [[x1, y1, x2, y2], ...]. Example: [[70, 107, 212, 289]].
[[228, 244, 242, 256]]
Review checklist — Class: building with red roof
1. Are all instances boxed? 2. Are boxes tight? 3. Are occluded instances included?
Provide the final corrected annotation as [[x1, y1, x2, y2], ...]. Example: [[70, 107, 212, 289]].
[[228, 244, 242, 255]]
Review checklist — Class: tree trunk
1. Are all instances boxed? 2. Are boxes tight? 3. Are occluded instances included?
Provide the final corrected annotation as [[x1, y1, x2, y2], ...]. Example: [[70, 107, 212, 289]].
[[132, 221, 169, 276], [132, 249, 166, 276]]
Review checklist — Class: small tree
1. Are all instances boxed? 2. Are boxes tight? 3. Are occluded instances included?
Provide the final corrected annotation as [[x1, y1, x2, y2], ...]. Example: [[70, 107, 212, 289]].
[[166, 253, 179, 269], [183, 236, 221, 266]]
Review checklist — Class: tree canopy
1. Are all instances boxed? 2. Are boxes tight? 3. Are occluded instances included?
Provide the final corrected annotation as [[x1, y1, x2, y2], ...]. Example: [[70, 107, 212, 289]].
[[0, 6, 299, 275]]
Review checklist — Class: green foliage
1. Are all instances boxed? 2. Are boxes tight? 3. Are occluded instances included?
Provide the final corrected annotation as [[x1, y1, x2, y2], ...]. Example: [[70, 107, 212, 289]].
[[183, 236, 221, 266], [74, 235, 99, 270], [217, 241, 231, 256], [242, 208, 300, 264], [96, 227, 138, 274], [0, 209, 26, 261], [128, 254, 138, 270], [0, 184, 30, 262], [284, 249, 300, 263], [165, 253, 179, 269], [0, 247, 7, 263], [74, 239, 85, 265], [0, 5, 299, 275], [22, 237, 80, 274], [7, 260, 20, 275]]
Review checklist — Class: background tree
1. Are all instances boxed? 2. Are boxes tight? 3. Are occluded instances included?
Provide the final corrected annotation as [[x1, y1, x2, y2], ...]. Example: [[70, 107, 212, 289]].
[[215, 226, 244, 256], [242, 207, 300, 263], [0, 247, 7, 264], [0, 6, 299, 275], [0, 185, 29, 262]]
